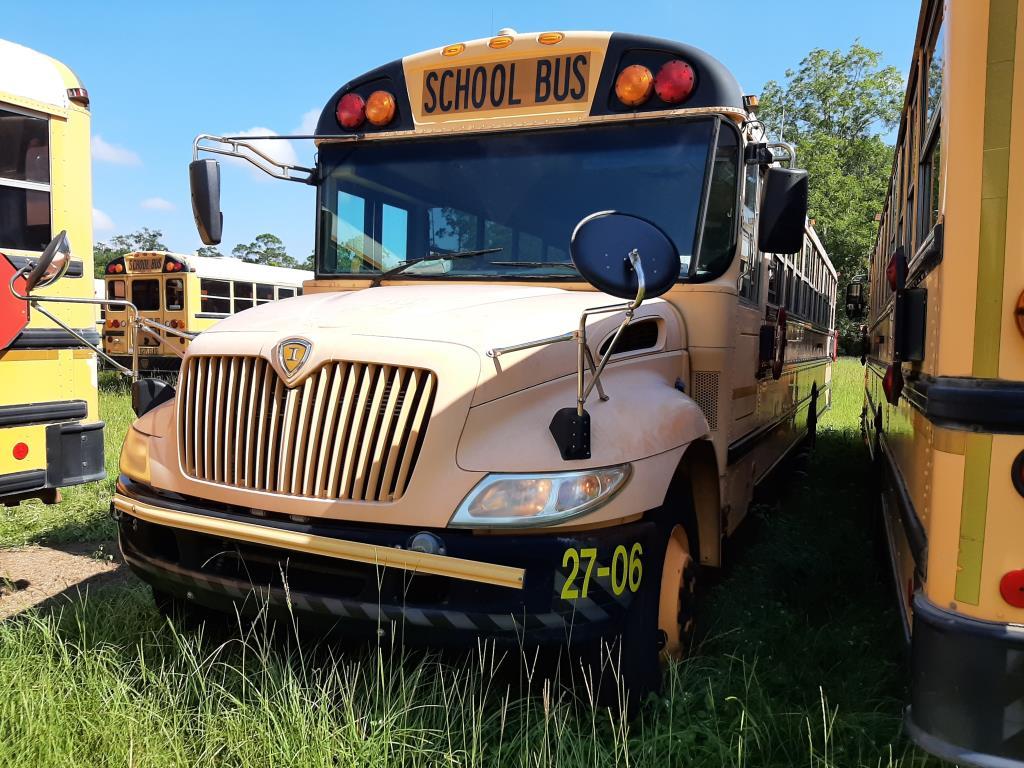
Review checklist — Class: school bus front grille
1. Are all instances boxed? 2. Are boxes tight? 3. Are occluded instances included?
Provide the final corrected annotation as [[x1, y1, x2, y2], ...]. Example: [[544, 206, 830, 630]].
[[178, 356, 436, 502]]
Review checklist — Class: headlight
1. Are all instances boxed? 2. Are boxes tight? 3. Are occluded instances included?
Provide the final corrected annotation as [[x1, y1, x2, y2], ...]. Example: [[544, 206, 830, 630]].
[[449, 465, 631, 528]]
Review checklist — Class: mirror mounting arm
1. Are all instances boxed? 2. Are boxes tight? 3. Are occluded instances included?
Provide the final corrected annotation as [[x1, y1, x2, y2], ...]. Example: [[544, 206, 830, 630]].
[[193, 134, 316, 184]]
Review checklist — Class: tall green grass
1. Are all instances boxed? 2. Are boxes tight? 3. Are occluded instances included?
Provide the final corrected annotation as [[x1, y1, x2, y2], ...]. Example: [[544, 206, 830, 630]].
[[0, 360, 942, 767]]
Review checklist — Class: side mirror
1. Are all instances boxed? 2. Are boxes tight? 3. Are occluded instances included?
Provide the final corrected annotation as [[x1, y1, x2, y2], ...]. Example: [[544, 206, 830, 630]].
[[570, 211, 678, 301], [189, 159, 223, 245], [24, 230, 72, 291], [758, 167, 808, 254], [845, 282, 868, 320]]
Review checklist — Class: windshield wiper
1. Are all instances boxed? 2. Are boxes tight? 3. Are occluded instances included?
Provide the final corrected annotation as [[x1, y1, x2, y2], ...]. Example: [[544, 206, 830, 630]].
[[370, 247, 503, 286], [490, 261, 577, 270]]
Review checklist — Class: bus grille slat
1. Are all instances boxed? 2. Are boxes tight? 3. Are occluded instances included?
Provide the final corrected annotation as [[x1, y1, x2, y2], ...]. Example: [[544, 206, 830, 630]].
[[177, 356, 434, 502]]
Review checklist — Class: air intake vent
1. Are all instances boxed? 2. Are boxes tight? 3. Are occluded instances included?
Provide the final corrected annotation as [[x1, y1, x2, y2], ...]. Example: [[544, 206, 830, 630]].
[[598, 319, 660, 357], [692, 371, 719, 431], [178, 356, 435, 502]]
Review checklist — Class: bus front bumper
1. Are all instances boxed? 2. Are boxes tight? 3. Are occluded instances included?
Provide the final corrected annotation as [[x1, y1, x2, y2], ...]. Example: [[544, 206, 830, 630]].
[[906, 593, 1024, 768], [114, 479, 656, 646]]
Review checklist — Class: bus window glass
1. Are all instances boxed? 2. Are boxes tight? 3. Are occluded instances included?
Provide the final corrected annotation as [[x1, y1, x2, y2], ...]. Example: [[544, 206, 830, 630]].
[[277, 288, 294, 300], [767, 257, 780, 305], [695, 125, 739, 277], [739, 163, 759, 302], [132, 279, 160, 311], [256, 284, 274, 303], [201, 278, 231, 314], [926, 18, 945, 125], [519, 232, 544, 261], [0, 108, 51, 251], [165, 279, 184, 311], [234, 282, 254, 312], [107, 279, 125, 300], [320, 118, 726, 281], [381, 204, 408, 268]]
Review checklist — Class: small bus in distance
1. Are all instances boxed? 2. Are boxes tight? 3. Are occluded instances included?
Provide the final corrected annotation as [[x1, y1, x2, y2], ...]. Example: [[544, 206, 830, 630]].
[[101, 252, 311, 371]]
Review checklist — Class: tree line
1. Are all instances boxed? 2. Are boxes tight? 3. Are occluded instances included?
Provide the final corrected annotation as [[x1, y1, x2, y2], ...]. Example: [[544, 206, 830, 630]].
[[94, 230, 313, 277]]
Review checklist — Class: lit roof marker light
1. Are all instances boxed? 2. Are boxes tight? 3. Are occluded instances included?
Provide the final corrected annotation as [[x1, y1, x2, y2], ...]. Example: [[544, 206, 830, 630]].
[[538, 32, 564, 45], [489, 35, 513, 49], [655, 60, 695, 104], [365, 90, 397, 127], [614, 64, 654, 107], [442, 43, 465, 57], [336, 93, 366, 130]]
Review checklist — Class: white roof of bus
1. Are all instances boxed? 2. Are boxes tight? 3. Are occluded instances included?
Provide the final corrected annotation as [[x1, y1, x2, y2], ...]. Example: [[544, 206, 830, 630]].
[[0, 39, 72, 109], [125, 252, 312, 285]]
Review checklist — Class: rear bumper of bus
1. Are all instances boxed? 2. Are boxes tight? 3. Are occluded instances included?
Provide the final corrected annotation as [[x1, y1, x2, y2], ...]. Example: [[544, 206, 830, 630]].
[[114, 477, 654, 646], [906, 593, 1024, 768], [0, 420, 105, 504]]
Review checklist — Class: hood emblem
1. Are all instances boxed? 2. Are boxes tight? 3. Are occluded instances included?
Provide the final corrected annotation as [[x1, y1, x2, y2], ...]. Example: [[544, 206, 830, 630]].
[[279, 338, 312, 377]]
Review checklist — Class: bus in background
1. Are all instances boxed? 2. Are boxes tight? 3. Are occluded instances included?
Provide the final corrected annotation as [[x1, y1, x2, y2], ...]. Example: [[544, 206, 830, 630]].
[[847, 1, 1024, 764], [101, 252, 310, 372], [115, 31, 834, 701], [0, 40, 104, 505]]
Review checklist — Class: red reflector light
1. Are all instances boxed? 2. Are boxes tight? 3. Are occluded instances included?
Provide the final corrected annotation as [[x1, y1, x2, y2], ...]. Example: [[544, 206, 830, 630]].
[[365, 90, 396, 127], [882, 363, 904, 405], [12, 442, 28, 461], [886, 249, 906, 292], [337, 93, 366, 129], [110, 319, 120, 329], [1000, 570, 1024, 608], [614, 65, 654, 107], [654, 60, 695, 104]]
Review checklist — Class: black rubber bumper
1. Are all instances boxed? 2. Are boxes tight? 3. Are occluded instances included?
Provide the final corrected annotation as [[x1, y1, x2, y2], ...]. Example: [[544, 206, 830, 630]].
[[907, 593, 1024, 767], [116, 479, 659, 647]]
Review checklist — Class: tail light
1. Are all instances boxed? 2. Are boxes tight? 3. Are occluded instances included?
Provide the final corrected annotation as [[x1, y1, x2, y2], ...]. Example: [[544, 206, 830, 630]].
[[882, 363, 903, 405], [614, 65, 654, 107], [336, 93, 366, 129], [109, 319, 120, 329], [12, 442, 28, 461], [365, 90, 396, 127], [654, 60, 695, 104], [1012, 451, 1024, 497], [1000, 570, 1024, 608], [886, 248, 907, 291]]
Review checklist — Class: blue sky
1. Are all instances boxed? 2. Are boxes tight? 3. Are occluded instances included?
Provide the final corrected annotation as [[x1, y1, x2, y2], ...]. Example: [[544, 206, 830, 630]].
[[7, 0, 918, 259]]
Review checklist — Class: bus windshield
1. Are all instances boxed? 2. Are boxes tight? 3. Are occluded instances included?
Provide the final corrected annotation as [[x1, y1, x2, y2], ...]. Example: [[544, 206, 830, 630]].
[[317, 117, 739, 281]]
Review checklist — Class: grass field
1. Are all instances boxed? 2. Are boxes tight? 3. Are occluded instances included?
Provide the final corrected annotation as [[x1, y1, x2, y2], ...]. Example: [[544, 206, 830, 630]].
[[0, 360, 942, 767]]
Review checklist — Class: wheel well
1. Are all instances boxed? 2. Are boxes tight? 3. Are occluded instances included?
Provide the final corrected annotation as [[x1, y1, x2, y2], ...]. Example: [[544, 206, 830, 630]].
[[656, 440, 722, 568]]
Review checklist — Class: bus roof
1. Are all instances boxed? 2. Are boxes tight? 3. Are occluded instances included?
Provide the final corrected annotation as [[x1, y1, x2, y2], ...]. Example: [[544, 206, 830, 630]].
[[314, 31, 745, 141], [0, 39, 85, 112], [118, 251, 313, 284]]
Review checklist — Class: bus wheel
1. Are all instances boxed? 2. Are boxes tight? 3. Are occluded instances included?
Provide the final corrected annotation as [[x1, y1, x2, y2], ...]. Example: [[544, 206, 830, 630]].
[[658, 524, 697, 660]]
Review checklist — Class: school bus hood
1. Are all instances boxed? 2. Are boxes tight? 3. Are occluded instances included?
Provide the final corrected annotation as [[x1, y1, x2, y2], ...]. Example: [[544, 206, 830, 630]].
[[192, 284, 683, 406]]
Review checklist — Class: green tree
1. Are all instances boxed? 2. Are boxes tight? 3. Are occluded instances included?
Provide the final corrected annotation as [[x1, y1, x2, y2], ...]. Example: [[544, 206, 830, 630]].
[[94, 227, 168, 277], [230, 233, 297, 268], [195, 245, 224, 258], [759, 43, 903, 347]]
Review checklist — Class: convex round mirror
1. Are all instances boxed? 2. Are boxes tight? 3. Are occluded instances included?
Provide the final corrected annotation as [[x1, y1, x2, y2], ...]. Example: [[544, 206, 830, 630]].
[[570, 212, 678, 300], [25, 230, 72, 291]]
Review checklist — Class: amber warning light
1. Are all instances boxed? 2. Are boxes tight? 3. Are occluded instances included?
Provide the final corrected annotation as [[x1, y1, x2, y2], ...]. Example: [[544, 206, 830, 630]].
[[615, 59, 695, 108]]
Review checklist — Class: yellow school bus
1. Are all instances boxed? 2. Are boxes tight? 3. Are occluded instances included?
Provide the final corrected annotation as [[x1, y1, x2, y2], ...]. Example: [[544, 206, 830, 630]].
[[847, 1, 1024, 764], [114, 31, 835, 699], [101, 251, 310, 372], [0, 40, 104, 505]]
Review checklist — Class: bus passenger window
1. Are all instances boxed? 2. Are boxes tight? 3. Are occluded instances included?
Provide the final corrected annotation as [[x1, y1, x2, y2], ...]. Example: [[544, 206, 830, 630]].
[[200, 278, 231, 314], [107, 279, 125, 300], [132, 279, 160, 311], [256, 284, 274, 304], [767, 257, 780, 305], [165, 278, 184, 311], [0, 108, 51, 251], [234, 282, 254, 312], [277, 288, 294, 300]]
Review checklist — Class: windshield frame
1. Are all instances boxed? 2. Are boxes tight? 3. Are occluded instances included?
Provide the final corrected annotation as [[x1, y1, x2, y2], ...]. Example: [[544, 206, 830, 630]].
[[313, 115, 741, 284]]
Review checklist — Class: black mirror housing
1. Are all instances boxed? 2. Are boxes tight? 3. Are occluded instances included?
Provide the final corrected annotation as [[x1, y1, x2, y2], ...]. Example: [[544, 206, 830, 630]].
[[189, 159, 223, 245], [845, 282, 868, 320], [758, 167, 808, 254], [131, 378, 176, 417]]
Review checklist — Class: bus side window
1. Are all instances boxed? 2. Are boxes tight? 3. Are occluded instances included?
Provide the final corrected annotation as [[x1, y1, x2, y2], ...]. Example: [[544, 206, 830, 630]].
[[132, 279, 160, 311], [256, 284, 274, 305], [201, 278, 231, 314], [739, 163, 760, 302], [277, 287, 294, 300], [107, 279, 125, 300], [234, 282, 254, 312], [0, 107, 51, 251], [165, 278, 184, 311]]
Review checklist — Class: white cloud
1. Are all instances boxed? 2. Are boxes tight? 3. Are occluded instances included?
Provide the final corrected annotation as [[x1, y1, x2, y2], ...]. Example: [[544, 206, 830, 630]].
[[295, 108, 320, 136], [92, 135, 141, 166], [92, 208, 114, 232], [225, 127, 299, 171], [140, 196, 175, 211]]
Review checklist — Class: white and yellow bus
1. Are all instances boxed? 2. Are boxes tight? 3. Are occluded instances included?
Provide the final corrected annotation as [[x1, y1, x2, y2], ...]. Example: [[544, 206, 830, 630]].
[[101, 252, 310, 371], [0, 39, 104, 505], [847, 1, 1024, 764], [114, 31, 835, 699]]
